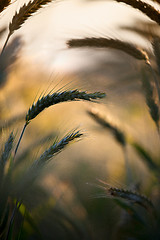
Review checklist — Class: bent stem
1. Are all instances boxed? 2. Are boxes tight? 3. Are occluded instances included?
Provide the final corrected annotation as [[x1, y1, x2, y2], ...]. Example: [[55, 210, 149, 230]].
[[14, 123, 28, 159]]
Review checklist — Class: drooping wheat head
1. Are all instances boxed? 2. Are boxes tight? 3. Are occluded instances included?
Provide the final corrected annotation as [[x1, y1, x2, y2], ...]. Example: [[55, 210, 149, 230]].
[[67, 37, 149, 63], [26, 90, 106, 124]]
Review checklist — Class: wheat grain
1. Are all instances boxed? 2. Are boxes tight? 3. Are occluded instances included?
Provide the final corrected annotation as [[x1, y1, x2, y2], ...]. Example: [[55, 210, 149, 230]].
[[115, 0, 160, 26], [67, 37, 149, 62], [26, 90, 106, 123]]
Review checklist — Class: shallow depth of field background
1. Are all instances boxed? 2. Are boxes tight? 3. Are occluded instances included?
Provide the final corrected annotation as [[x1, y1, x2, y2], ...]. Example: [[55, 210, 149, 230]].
[[0, 1, 160, 239]]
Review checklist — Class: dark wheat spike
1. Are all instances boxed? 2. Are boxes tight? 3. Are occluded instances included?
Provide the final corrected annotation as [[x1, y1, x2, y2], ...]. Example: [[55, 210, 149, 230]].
[[9, 0, 53, 37], [67, 37, 149, 62], [0, 0, 11, 13], [115, 0, 160, 26], [108, 187, 154, 210], [26, 90, 106, 123]]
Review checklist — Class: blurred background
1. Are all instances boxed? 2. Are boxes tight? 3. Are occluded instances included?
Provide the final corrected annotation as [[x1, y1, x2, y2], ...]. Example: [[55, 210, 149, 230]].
[[0, 0, 160, 239]]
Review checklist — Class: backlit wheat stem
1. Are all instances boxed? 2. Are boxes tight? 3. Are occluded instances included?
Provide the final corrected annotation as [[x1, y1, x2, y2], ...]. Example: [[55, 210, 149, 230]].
[[115, 0, 160, 26]]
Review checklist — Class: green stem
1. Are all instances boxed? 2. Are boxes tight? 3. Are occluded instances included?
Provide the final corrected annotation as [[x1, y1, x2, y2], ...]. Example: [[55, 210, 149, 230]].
[[14, 123, 28, 159]]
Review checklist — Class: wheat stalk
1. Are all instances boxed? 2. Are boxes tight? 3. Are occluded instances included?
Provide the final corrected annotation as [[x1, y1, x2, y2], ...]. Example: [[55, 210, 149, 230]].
[[88, 108, 126, 146], [0, 0, 11, 13], [141, 69, 160, 132], [26, 90, 106, 123], [1, 0, 54, 54], [67, 37, 149, 62], [115, 0, 160, 26]]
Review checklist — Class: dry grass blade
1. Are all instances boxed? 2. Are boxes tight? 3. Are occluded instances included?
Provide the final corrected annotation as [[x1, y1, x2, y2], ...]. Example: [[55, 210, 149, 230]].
[[67, 37, 149, 62], [26, 90, 106, 123], [88, 109, 126, 146], [115, 0, 160, 26], [0, 0, 11, 13]]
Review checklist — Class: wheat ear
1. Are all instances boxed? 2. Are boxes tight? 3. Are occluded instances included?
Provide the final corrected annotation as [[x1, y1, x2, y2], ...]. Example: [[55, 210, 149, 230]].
[[34, 130, 82, 167], [15, 130, 82, 194], [96, 180, 154, 211], [67, 37, 149, 62], [14, 90, 105, 158], [1, 0, 54, 54], [26, 90, 106, 123], [0, 0, 11, 13], [115, 0, 160, 26]]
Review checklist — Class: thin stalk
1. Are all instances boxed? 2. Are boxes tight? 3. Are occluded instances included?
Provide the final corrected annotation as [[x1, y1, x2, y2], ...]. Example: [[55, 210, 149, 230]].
[[14, 123, 28, 158], [0, 33, 11, 56], [5, 200, 21, 240]]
